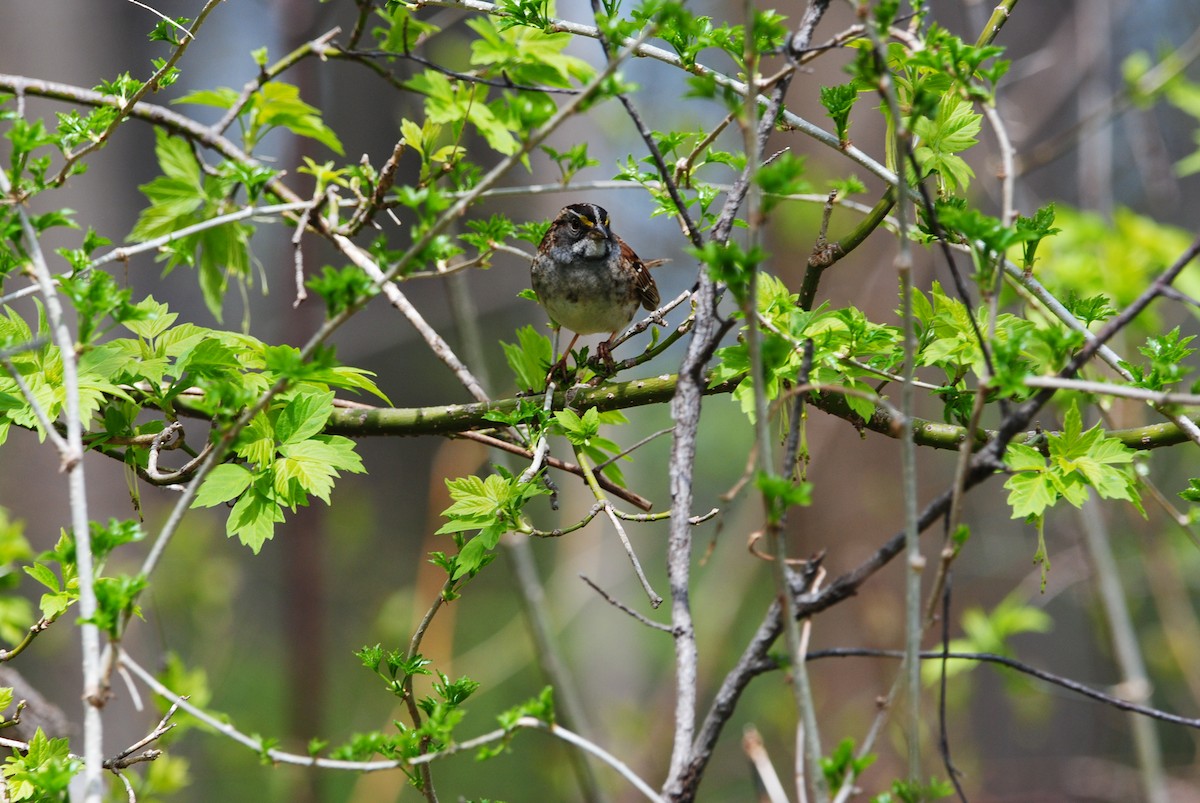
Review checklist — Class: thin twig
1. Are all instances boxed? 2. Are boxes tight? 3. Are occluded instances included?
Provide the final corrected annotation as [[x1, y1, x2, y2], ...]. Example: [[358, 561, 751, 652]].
[[119, 649, 667, 799], [104, 699, 182, 770], [123, 0, 194, 40], [579, 574, 676, 633], [602, 503, 662, 608]]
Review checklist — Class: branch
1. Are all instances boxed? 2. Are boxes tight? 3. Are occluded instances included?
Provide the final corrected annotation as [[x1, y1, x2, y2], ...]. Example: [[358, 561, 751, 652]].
[[0, 155, 105, 803], [804, 648, 1200, 730], [119, 650, 665, 801]]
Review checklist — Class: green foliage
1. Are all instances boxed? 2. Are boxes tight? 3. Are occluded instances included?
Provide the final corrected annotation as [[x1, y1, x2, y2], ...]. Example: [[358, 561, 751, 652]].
[[24, 533, 79, 621], [478, 686, 555, 760], [907, 25, 1009, 100], [1, 729, 82, 801], [690, 239, 767, 305], [460, 213, 517, 258], [754, 152, 809, 215], [1005, 403, 1142, 520], [911, 281, 1046, 402], [1012, 204, 1060, 272], [554, 407, 632, 485], [872, 777, 954, 803], [821, 737, 876, 796], [8, 288, 388, 557], [176, 83, 343, 156], [1034, 207, 1200, 326], [932, 201, 1048, 288], [923, 594, 1051, 683], [501, 325, 553, 391], [127, 130, 261, 322], [820, 83, 860, 146], [344, 646, 482, 787], [1004, 404, 1143, 585], [357, 643, 433, 698], [436, 470, 548, 579], [910, 94, 980, 194], [306, 265, 380, 317], [540, 143, 599, 184], [148, 17, 192, 47], [754, 471, 812, 525], [1121, 327, 1197, 392], [711, 273, 901, 423], [466, 16, 593, 89], [0, 509, 33, 645], [193, 388, 367, 553]]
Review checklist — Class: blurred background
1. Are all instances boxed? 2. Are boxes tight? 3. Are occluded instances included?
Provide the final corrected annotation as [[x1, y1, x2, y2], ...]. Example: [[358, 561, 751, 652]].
[[1, 0, 1200, 800]]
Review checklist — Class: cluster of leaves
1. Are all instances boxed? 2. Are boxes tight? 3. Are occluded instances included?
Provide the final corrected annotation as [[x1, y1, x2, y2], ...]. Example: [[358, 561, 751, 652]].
[[0, 284, 383, 555], [709, 272, 901, 423], [0, 510, 33, 645], [191, 385, 369, 553], [127, 131, 275, 322], [922, 595, 1052, 685], [1004, 404, 1143, 587], [2, 728, 80, 802], [435, 469, 549, 580], [338, 645, 481, 786]]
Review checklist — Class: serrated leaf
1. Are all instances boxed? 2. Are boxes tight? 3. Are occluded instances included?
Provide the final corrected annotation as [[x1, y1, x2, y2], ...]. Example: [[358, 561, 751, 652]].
[[122, 297, 177, 340], [275, 436, 364, 505], [276, 390, 334, 445], [1003, 443, 1054, 520], [227, 488, 283, 554]]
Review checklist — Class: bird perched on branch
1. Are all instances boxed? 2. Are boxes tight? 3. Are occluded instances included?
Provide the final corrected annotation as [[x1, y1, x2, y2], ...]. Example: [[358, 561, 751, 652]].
[[531, 202, 661, 377]]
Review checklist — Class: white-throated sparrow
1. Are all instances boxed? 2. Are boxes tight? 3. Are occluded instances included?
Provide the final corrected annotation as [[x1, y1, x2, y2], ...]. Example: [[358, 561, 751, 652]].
[[531, 203, 660, 374]]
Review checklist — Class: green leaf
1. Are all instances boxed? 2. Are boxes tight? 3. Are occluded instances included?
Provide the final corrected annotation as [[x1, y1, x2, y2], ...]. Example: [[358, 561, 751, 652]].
[[122, 296, 178, 340], [275, 390, 334, 446], [553, 408, 600, 447], [1003, 443, 1054, 520], [820, 83, 859, 145], [192, 463, 253, 508], [453, 524, 504, 579], [3, 728, 82, 799], [275, 436, 365, 505], [226, 487, 284, 553], [755, 471, 813, 525], [500, 326, 553, 390], [1180, 478, 1200, 504], [173, 87, 240, 109], [912, 94, 980, 193]]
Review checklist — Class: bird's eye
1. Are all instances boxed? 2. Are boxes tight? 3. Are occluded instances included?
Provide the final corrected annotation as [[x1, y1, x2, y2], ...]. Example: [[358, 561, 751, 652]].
[[567, 219, 582, 232]]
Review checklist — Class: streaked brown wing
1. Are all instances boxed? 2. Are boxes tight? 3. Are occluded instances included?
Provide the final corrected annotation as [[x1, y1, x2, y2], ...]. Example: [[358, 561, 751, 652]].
[[620, 239, 660, 310]]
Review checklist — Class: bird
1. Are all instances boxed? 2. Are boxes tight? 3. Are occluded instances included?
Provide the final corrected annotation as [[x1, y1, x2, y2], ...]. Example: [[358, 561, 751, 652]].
[[530, 203, 660, 377]]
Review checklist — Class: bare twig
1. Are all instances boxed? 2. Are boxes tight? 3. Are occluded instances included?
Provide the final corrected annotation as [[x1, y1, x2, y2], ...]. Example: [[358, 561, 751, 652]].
[[743, 725, 789, 803], [580, 574, 676, 633], [104, 699, 181, 770]]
